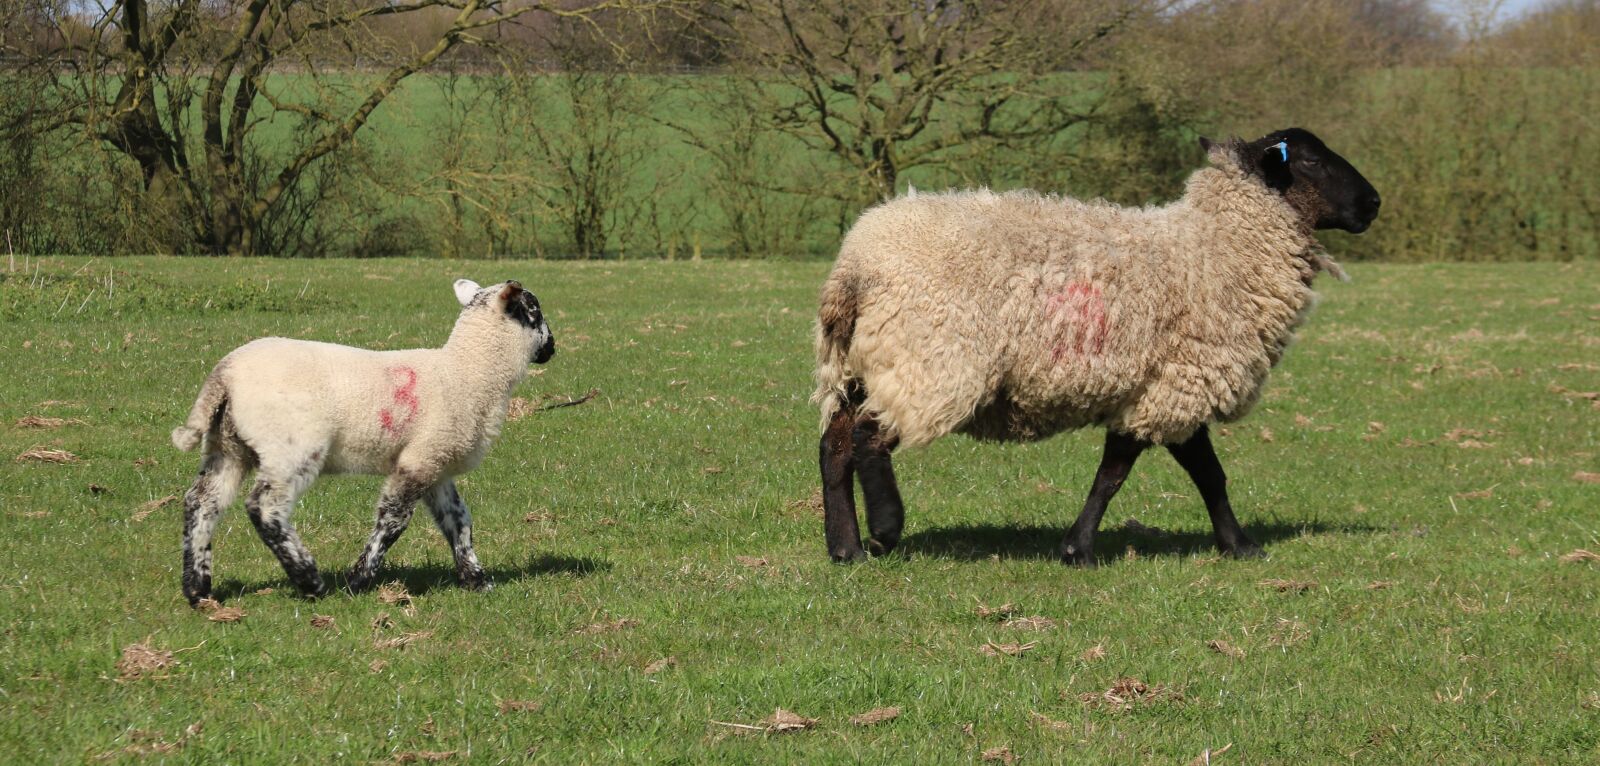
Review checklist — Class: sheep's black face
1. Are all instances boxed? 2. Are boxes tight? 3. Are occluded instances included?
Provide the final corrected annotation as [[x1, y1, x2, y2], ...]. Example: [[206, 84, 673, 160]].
[[1215, 128, 1381, 233]]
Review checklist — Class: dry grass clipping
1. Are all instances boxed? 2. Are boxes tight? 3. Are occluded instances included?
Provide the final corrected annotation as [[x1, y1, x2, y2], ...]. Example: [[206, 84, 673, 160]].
[[734, 555, 769, 568], [194, 600, 246, 623], [15, 446, 78, 464], [390, 751, 458, 763], [1078, 644, 1107, 662], [849, 707, 901, 727], [310, 615, 335, 630], [1258, 578, 1317, 593], [643, 657, 678, 674], [1207, 639, 1245, 659], [975, 602, 1017, 620], [116, 643, 179, 681], [130, 494, 178, 522], [377, 582, 417, 616], [981, 745, 1017, 763], [575, 618, 640, 635], [1078, 677, 1185, 711], [374, 631, 434, 650], [16, 416, 84, 429], [497, 699, 542, 714], [1004, 616, 1057, 630], [978, 641, 1037, 657], [1559, 549, 1600, 564], [92, 722, 202, 761], [784, 488, 824, 517], [1187, 742, 1234, 766], [1573, 472, 1600, 484]]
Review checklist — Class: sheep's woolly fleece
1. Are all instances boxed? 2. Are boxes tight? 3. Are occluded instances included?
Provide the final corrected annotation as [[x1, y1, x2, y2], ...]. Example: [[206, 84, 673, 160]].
[[814, 146, 1333, 447]]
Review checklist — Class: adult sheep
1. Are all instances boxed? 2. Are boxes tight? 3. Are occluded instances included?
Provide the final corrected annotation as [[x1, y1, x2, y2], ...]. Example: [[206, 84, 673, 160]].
[[812, 128, 1380, 566], [171, 279, 555, 604]]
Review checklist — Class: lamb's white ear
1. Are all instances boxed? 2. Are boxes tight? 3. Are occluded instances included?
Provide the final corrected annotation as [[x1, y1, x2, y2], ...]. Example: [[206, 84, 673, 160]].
[[453, 279, 481, 306]]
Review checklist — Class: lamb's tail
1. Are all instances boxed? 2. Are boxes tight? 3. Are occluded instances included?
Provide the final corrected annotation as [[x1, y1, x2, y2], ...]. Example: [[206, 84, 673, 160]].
[[811, 273, 861, 430], [171, 370, 228, 452]]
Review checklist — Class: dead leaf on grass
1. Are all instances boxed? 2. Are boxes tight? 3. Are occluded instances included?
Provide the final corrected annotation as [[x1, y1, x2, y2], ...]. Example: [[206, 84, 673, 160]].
[[523, 509, 554, 523], [116, 642, 179, 681], [734, 555, 768, 568], [377, 582, 417, 616], [369, 659, 388, 674], [849, 706, 901, 727], [981, 745, 1017, 764], [1258, 578, 1317, 593], [1078, 677, 1184, 711], [130, 495, 178, 522], [784, 488, 824, 516], [310, 615, 335, 629], [643, 657, 678, 674], [1003, 616, 1057, 631], [1258, 427, 1275, 443], [1028, 711, 1076, 732], [1366, 580, 1396, 590], [975, 602, 1017, 620], [979, 641, 1037, 657], [371, 612, 394, 632], [1078, 644, 1107, 662], [15, 446, 78, 463], [1559, 549, 1600, 565], [374, 631, 433, 650], [1207, 639, 1244, 659], [1573, 471, 1600, 484], [576, 618, 640, 635], [497, 699, 542, 714]]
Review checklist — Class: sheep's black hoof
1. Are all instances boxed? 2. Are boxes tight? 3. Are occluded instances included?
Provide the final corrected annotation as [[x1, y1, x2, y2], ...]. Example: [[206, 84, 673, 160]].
[[830, 546, 868, 564], [1060, 542, 1098, 568], [459, 569, 492, 591], [866, 536, 899, 557], [183, 574, 212, 606], [301, 579, 330, 600], [1222, 542, 1266, 560], [345, 571, 376, 594]]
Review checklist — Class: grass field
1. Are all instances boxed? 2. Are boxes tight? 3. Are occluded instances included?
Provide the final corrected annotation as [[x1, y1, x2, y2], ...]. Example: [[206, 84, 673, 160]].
[[1, 256, 1597, 763]]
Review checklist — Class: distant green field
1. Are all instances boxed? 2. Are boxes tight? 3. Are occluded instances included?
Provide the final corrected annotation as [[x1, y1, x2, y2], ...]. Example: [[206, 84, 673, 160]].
[[1, 257, 1597, 762]]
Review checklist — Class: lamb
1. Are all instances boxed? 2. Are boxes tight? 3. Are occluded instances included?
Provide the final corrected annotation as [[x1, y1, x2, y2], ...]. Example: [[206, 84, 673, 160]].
[[811, 128, 1380, 566], [171, 279, 556, 604]]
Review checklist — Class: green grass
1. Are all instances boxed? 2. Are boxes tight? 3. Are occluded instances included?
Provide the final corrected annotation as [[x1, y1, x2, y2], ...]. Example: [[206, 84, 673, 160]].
[[1, 257, 1597, 763]]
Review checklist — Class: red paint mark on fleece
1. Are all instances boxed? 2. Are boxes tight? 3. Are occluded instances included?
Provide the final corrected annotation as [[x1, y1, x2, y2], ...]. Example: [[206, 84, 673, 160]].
[[379, 366, 420, 437], [1046, 282, 1107, 363]]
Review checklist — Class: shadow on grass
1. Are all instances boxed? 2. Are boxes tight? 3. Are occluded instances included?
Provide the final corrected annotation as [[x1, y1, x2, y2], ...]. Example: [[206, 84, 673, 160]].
[[212, 553, 609, 602], [902, 521, 1383, 565]]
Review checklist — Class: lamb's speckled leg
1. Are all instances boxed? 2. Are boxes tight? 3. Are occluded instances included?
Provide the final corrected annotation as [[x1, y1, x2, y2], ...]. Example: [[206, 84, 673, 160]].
[[820, 407, 866, 563], [181, 450, 247, 605], [852, 415, 904, 557], [347, 472, 428, 593], [1061, 430, 1148, 567], [1166, 425, 1264, 559], [245, 468, 326, 598], [424, 479, 489, 591]]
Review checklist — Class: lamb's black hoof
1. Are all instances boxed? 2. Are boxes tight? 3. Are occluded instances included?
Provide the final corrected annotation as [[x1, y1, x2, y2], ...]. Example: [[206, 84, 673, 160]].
[[1222, 543, 1266, 560], [1060, 542, 1098, 568], [300, 579, 330, 600], [866, 536, 900, 557], [459, 569, 492, 591], [830, 546, 868, 563], [183, 576, 212, 607], [345, 572, 375, 594]]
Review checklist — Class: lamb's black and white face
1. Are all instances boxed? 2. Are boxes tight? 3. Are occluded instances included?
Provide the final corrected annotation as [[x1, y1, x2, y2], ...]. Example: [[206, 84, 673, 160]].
[[454, 279, 556, 364], [1204, 128, 1381, 233]]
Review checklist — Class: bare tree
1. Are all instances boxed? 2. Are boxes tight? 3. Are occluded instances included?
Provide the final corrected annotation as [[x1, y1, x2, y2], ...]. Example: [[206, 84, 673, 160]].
[[5, 0, 656, 255], [716, 0, 1146, 203]]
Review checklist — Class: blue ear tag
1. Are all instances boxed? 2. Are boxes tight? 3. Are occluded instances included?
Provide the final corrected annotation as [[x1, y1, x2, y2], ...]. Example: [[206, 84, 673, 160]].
[[1270, 141, 1288, 162]]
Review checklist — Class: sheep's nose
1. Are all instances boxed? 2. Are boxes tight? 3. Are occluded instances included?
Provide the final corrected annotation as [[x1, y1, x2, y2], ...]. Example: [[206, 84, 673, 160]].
[[1366, 191, 1382, 211]]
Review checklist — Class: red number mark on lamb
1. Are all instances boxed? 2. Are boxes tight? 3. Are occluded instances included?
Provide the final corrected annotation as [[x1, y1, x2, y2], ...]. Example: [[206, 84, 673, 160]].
[[1046, 282, 1107, 364], [379, 366, 420, 437]]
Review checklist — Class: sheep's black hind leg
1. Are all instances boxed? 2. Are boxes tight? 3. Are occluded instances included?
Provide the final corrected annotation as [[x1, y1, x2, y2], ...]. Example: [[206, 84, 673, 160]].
[[1060, 430, 1148, 567], [424, 479, 489, 591], [852, 415, 904, 557], [181, 451, 247, 605], [820, 406, 866, 562], [348, 472, 428, 593], [245, 471, 326, 598], [1166, 425, 1264, 559]]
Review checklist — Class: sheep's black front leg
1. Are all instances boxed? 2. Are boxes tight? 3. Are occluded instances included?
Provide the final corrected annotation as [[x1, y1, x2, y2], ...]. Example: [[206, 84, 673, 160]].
[[424, 480, 489, 591], [852, 415, 904, 557], [245, 475, 327, 598], [1166, 425, 1264, 559], [348, 472, 427, 593], [1061, 430, 1148, 567], [820, 406, 866, 562]]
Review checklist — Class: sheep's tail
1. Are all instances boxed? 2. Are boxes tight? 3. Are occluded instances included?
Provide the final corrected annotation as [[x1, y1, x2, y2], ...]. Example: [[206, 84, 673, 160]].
[[172, 370, 228, 452], [811, 273, 861, 430]]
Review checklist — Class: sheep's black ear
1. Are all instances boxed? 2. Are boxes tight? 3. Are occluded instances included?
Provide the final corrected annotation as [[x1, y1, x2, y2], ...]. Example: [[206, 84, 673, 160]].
[[1199, 136, 1217, 153], [1258, 141, 1293, 193], [498, 281, 524, 302]]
